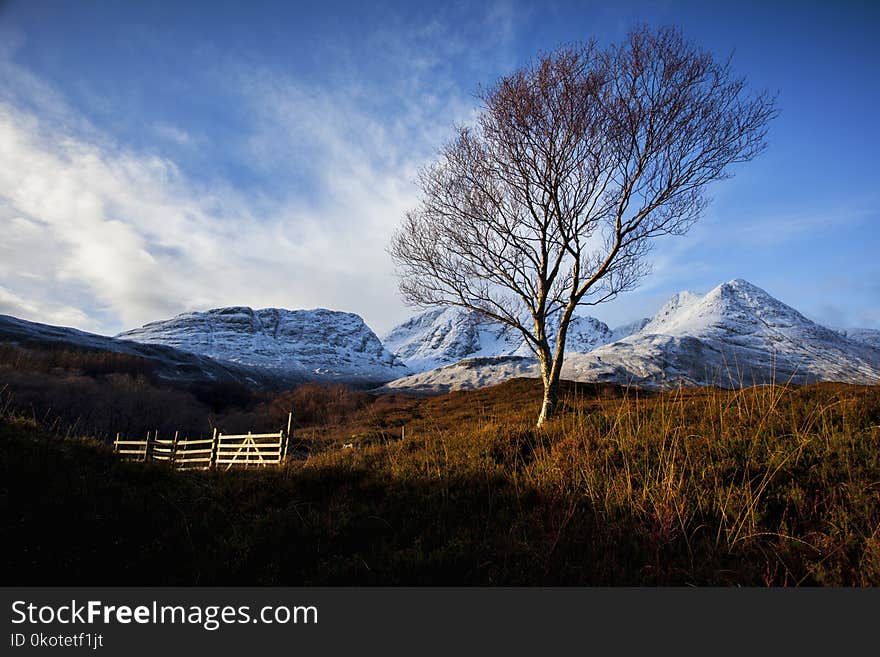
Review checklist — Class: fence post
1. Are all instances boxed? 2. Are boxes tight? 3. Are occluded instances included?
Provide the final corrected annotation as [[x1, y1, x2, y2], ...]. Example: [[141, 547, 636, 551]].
[[210, 428, 218, 470], [114, 432, 120, 453], [282, 412, 292, 462], [402, 425, 405, 441], [171, 430, 179, 467], [144, 430, 153, 462]]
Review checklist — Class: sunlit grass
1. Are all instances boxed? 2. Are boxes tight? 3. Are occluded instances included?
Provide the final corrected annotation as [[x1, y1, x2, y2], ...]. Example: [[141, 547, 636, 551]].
[[2, 379, 879, 585]]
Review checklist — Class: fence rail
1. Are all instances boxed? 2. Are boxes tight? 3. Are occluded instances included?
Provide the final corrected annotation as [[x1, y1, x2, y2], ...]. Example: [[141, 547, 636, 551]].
[[113, 414, 292, 471]]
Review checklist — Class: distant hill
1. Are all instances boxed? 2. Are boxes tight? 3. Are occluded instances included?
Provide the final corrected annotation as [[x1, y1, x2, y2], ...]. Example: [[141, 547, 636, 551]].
[[0, 313, 272, 387], [837, 327, 880, 349]]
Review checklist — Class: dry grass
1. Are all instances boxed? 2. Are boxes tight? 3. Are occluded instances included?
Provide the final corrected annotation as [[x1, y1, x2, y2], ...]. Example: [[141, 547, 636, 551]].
[[2, 377, 879, 585]]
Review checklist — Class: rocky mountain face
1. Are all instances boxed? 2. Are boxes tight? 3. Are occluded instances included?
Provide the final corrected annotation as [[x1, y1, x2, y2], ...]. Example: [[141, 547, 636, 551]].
[[379, 279, 880, 393], [117, 307, 409, 385]]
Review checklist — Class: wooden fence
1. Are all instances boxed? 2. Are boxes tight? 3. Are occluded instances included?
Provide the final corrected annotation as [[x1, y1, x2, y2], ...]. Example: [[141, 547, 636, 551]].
[[114, 415, 291, 471]]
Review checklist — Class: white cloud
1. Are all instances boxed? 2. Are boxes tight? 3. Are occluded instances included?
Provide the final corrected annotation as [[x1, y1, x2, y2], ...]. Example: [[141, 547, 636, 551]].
[[0, 10, 520, 337], [0, 283, 95, 329], [0, 97, 425, 334]]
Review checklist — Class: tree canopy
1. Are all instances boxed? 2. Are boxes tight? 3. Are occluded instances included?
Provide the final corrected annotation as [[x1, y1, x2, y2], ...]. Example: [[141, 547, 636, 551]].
[[390, 26, 777, 425]]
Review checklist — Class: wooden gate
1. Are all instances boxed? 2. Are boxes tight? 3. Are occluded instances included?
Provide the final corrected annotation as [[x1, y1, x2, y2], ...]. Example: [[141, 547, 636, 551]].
[[214, 431, 286, 470]]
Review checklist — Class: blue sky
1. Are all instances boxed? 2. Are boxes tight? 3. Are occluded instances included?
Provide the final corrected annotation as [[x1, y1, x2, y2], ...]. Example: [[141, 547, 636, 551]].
[[0, 0, 877, 336]]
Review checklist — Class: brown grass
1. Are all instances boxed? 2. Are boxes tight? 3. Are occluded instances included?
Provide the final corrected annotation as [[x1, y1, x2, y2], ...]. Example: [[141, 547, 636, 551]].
[[2, 375, 878, 585]]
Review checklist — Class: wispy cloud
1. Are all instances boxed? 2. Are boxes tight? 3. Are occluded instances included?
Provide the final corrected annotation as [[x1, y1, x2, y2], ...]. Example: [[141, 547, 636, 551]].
[[0, 4, 521, 336]]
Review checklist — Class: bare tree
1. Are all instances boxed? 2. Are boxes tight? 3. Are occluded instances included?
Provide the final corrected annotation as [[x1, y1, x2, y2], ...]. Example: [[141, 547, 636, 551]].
[[390, 26, 777, 427]]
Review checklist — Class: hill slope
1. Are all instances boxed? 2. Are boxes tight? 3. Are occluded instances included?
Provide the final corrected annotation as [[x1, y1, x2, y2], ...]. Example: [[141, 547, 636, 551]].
[[0, 314, 268, 386], [4, 379, 879, 585]]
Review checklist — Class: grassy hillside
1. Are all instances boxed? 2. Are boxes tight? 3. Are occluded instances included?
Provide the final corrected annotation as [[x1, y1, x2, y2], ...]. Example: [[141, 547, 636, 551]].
[[2, 377, 879, 585]]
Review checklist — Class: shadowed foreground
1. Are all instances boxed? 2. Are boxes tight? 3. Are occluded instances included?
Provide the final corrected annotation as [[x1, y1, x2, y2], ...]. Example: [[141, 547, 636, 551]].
[[2, 379, 879, 585]]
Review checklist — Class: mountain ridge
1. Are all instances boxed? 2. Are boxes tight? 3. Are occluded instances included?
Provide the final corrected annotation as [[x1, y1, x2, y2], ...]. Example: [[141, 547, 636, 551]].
[[117, 306, 410, 385], [382, 306, 636, 373], [379, 279, 880, 393], [3, 278, 878, 394]]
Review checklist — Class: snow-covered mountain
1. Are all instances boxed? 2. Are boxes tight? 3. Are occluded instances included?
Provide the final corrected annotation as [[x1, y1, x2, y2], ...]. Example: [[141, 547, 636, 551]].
[[6, 280, 878, 395], [379, 279, 880, 393], [609, 316, 650, 342], [382, 307, 524, 372], [117, 307, 409, 385], [383, 306, 630, 372], [554, 314, 616, 353], [638, 291, 702, 334], [376, 355, 540, 394], [563, 279, 880, 388], [837, 328, 880, 349], [0, 314, 270, 387]]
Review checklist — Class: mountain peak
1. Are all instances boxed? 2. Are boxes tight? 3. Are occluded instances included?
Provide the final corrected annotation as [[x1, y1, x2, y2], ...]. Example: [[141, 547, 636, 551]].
[[713, 278, 776, 300], [563, 279, 880, 388], [117, 306, 409, 384], [382, 278, 880, 393], [640, 290, 702, 334]]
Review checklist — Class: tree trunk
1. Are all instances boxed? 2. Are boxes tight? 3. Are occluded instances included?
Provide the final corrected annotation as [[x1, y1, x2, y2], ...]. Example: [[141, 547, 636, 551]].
[[536, 360, 562, 427], [537, 378, 560, 427], [536, 304, 572, 427]]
